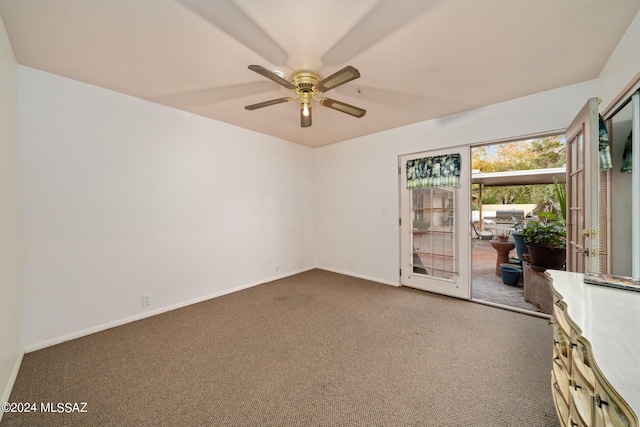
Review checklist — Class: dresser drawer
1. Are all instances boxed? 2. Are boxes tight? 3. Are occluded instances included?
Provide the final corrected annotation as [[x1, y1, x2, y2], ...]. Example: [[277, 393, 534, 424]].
[[571, 337, 595, 389], [553, 371, 570, 427], [552, 318, 571, 362], [553, 299, 572, 336], [593, 379, 637, 427], [553, 346, 571, 406], [570, 366, 595, 426]]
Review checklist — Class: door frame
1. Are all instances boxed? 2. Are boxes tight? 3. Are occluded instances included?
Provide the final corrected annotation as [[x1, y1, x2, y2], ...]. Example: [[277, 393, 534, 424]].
[[565, 97, 600, 273]]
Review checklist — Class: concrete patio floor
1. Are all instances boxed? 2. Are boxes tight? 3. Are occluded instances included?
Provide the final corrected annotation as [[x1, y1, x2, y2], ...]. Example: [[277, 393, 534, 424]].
[[471, 238, 541, 312]]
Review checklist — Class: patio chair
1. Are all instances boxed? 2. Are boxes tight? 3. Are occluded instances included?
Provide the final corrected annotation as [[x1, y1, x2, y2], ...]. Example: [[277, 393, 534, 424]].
[[412, 246, 429, 275], [471, 221, 494, 246]]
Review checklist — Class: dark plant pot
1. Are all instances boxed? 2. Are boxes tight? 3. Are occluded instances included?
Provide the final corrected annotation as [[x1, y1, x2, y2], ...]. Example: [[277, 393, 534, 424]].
[[512, 231, 528, 262], [500, 263, 522, 286], [526, 244, 566, 272]]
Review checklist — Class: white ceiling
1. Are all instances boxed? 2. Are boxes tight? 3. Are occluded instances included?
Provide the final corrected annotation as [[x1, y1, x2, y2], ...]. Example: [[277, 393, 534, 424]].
[[1, 0, 639, 148]]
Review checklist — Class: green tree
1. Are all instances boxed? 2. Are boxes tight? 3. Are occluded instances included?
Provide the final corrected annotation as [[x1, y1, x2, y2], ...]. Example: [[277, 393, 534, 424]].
[[528, 136, 566, 169], [472, 135, 565, 210], [472, 135, 565, 173]]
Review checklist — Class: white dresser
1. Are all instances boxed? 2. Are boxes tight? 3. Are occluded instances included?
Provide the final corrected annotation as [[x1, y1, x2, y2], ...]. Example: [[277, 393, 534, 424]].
[[548, 270, 640, 427]]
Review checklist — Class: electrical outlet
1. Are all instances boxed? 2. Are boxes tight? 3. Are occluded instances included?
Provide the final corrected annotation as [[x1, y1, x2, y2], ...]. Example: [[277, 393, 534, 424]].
[[142, 294, 151, 306]]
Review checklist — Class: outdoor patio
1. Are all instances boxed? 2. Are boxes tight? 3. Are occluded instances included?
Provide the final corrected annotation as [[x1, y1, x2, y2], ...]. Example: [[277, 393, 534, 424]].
[[471, 237, 541, 312]]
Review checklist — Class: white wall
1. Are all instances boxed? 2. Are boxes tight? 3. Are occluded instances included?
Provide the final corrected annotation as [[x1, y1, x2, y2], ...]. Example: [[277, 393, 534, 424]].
[[598, 11, 640, 109], [0, 17, 22, 414], [598, 10, 640, 277], [315, 9, 640, 288], [315, 80, 597, 285], [18, 66, 316, 350]]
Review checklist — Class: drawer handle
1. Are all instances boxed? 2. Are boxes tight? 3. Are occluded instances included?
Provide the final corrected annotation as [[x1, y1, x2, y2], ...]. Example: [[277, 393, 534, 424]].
[[595, 394, 609, 408], [570, 342, 578, 349], [573, 383, 582, 390], [570, 420, 579, 427], [553, 356, 563, 370]]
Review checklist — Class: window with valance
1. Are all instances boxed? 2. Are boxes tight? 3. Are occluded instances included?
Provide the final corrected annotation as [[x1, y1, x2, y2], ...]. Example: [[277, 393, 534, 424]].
[[406, 153, 461, 188]]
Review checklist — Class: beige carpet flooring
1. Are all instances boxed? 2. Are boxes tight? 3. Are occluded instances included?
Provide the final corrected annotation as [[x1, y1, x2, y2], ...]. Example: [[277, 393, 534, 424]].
[[2, 270, 559, 427]]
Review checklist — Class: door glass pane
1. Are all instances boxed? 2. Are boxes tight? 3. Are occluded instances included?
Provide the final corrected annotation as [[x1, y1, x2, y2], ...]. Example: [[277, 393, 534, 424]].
[[607, 99, 635, 276], [599, 167, 610, 273], [577, 133, 584, 169], [568, 127, 586, 272], [569, 136, 580, 173], [411, 186, 457, 279]]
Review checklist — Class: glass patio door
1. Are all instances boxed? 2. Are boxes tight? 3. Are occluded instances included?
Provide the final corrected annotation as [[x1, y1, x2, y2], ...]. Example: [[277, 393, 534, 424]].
[[605, 91, 640, 278], [399, 147, 471, 299]]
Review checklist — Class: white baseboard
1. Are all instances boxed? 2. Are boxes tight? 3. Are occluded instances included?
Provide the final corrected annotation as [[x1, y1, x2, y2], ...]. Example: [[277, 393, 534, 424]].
[[24, 266, 316, 353], [316, 266, 401, 287], [0, 348, 24, 424]]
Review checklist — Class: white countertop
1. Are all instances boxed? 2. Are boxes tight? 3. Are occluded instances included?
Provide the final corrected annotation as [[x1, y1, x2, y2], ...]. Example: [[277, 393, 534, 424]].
[[547, 270, 640, 415]]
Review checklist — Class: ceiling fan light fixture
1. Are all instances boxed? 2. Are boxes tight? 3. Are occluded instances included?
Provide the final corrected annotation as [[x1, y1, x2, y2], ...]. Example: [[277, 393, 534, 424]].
[[301, 91, 312, 117]]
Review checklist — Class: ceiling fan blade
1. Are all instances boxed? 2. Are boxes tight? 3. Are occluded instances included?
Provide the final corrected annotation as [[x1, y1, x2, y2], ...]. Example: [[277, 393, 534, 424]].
[[321, 0, 437, 65], [177, 0, 287, 65], [320, 98, 366, 118], [300, 105, 312, 127], [244, 97, 292, 110], [248, 65, 297, 90], [159, 81, 276, 106], [315, 66, 360, 93]]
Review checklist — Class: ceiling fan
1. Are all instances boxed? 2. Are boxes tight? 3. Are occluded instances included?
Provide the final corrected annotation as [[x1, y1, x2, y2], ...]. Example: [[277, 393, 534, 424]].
[[244, 65, 366, 127]]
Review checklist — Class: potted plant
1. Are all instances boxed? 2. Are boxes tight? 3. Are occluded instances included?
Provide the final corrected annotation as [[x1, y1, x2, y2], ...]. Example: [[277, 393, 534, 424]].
[[511, 216, 528, 263], [520, 211, 566, 271]]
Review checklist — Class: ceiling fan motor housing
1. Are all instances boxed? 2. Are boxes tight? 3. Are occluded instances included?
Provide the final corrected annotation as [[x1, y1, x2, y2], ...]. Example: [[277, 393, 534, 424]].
[[291, 70, 322, 93]]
